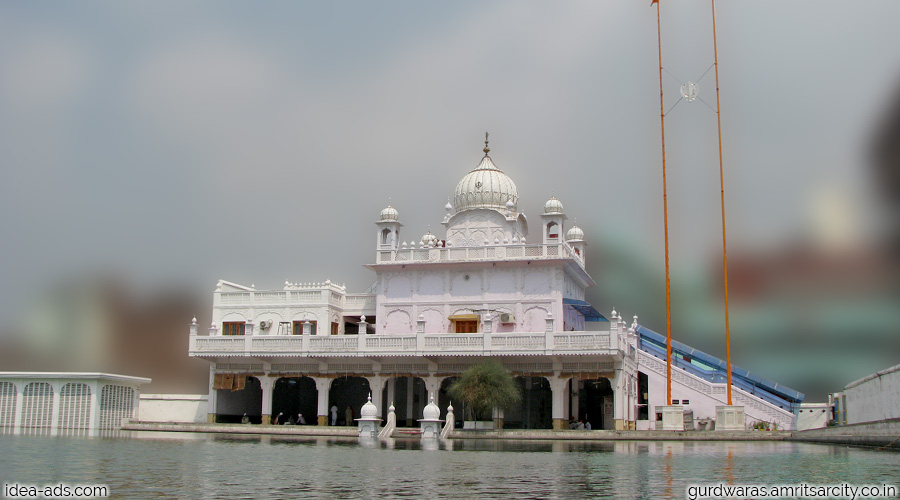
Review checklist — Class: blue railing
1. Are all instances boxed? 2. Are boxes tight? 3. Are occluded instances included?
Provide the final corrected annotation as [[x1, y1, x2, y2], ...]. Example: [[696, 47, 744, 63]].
[[637, 326, 803, 411]]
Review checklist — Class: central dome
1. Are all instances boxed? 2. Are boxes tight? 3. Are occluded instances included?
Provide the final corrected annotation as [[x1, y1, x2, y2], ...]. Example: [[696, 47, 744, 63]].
[[453, 143, 518, 213]]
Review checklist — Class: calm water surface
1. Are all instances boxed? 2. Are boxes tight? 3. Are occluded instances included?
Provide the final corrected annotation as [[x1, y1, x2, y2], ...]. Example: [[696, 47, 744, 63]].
[[1, 432, 898, 499]]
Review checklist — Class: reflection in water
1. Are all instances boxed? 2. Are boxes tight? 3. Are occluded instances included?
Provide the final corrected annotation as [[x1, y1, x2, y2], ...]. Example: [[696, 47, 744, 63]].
[[0, 432, 898, 500]]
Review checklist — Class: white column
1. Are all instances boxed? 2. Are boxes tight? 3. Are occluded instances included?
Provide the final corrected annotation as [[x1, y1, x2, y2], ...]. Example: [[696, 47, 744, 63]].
[[88, 380, 100, 436], [613, 370, 627, 430], [206, 364, 218, 423], [12, 381, 24, 435], [258, 376, 274, 425], [367, 376, 386, 418], [50, 382, 61, 436], [424, 377, 441, 410], [314, 377, 331, 426], [87, 381, 100, 436], [549, 376, 570, 430]]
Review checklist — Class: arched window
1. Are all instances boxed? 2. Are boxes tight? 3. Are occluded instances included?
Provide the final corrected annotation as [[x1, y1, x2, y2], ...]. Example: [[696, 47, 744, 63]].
[[381, 228, 393, 245], [547, 222, 559, 240]]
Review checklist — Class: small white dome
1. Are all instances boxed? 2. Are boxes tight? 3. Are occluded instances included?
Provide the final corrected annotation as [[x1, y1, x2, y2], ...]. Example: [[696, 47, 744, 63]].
[[360, 394, 377, 419], [544, 196, 564, 214], [566, 225, 584, 241], [445, 200, 453, 212], [422, 393, 440, 420], [421, 230, 438, 246], [380, 204, 399, 221]]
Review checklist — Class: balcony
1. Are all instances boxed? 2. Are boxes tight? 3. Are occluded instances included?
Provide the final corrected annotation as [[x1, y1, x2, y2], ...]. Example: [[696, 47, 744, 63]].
[[375, 243, 584, 268], [188, 330, 624, 358]]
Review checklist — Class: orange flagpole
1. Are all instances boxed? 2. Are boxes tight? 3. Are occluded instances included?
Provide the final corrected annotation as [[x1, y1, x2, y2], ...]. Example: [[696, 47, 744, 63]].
[[711, 0, 733, 406], [653, 0, 674, 406]]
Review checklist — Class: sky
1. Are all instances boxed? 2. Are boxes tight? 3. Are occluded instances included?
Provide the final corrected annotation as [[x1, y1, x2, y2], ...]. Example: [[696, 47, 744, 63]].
[[1, 1, 899, 394]]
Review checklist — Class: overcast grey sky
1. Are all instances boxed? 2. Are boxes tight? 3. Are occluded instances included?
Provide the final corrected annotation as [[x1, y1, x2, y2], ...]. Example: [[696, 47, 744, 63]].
[[1, 0, 898, 332]]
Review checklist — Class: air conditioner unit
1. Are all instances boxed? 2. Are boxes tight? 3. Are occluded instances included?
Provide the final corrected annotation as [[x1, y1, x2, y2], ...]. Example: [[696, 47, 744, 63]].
[[499, 313, 515, 324], [259, 320, 271, 330]]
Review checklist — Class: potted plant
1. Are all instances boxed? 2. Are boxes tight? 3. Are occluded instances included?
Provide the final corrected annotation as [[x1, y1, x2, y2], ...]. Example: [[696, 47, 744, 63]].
[[449, 360, 521, 430]]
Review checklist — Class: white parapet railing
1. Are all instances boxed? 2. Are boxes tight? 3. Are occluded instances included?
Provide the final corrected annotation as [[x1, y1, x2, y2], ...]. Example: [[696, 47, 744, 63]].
[[214, 290, 376, 315], [376, 243, 585, 268], [189, 329, 619, 358]]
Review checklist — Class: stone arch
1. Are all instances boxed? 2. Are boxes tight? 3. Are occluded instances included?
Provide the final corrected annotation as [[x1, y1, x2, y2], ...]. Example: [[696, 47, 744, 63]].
[[272, 377, 317, 425], [254, 312, 283, 334], [215, 376, 262, 424], [381, 376, 426, 427], [329, 376, 371, 426], [420, 308, 444, 333], [578, 378, 613, 430], [547, 221, 559, 240], [505, 376, 553, 429], [0, 381, 17, 432], [22, 382, 53, 435], [221, 312, 248, 323], [58, 383, 91, 435], [385, 309, 412, 334], [522, 306, 548, 333]]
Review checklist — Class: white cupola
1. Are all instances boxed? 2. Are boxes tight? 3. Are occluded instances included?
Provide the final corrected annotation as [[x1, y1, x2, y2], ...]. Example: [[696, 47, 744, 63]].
[[376, 202, 403, 251], [565, 224, 586, 262], [540, 196, 567, 244], [421, 230, 438, 247]]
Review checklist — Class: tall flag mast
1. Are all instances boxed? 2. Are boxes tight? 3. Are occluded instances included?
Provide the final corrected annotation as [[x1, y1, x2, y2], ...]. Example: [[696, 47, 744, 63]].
[[651, 0, 674, 406], [711, 0, 734, 406]]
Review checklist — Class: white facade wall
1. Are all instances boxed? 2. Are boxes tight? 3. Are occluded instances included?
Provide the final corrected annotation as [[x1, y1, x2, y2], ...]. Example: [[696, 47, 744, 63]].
[[842, 363, 900, 424], [139, 394, 208, 423], [376, 265, 568, 334], [796, 403, 831, 430]]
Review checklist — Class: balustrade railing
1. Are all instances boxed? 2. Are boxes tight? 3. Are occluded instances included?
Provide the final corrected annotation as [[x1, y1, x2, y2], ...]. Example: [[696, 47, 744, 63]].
[[189, 330, 617, 357], [375, 243, 584, 267]]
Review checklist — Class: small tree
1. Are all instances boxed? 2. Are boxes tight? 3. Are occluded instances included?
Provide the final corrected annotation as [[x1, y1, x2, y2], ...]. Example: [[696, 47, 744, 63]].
[[449, 360, 521, 421]]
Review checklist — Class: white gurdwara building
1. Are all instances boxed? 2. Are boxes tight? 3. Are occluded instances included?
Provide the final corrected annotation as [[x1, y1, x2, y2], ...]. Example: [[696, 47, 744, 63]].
[[188, 138, 803, 431]]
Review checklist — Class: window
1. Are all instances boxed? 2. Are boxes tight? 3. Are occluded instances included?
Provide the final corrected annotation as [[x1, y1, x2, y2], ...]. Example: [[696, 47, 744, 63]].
[[455, 320, 478, 333], [331, 322, 339, 336], [293, 321, 317, 335], [381, 228, 392, 245], [547, 222, 559, 239], [223, 322, 245, 336]]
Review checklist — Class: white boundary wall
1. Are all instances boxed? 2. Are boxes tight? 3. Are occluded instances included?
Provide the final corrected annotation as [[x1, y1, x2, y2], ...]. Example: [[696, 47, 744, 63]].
[[843, 363, 900, 424], [139, 394, 208, 423]]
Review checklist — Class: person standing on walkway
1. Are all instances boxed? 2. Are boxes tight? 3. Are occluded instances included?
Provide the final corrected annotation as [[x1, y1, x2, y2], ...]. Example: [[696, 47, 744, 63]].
[[345, 405, 353, 426], [330, 405, 338, 426]]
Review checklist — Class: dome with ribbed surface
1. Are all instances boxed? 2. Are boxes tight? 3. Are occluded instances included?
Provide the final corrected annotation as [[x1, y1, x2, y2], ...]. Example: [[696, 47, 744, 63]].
[[360, 394, 377, 418], [566, 225, 584, 241], [380, 204, 399, 221], [544, 196, 564, 214], [422, 393, 440, 420], [453, 153, 518, 213]]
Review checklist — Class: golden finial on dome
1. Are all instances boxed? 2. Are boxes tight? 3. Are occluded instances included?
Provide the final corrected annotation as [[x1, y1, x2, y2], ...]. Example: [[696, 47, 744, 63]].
[[483, 132, 490, 155]]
